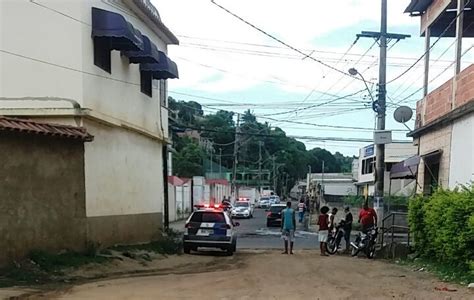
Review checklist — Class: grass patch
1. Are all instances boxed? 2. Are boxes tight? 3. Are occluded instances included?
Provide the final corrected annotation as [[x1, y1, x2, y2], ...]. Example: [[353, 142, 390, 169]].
[[397, 257, 474, 285], [111, 230, 183, 255], [29, 250, 109, 273]]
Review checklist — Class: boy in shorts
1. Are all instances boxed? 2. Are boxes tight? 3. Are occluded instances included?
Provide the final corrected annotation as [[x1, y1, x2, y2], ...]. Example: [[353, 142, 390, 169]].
[[318, 206, 330, 256], [281, 201, 296, 254]]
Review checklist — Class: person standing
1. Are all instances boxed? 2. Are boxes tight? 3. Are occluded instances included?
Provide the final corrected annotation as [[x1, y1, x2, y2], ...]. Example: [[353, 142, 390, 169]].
[[328, 207, 338, 232], [343, 206, 353, 253], [317, 206, 330, 256], [358, 202, 378, 232], [281, 201, 296, 255], [297, 199, 306, 223]]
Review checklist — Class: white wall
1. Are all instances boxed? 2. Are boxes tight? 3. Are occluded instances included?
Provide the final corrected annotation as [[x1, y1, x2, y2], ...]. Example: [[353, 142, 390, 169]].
[[84, 120, 164, 217], [449, 114, 474, 188], [1, 0, 84, 104], [1, 0, 169, 138]]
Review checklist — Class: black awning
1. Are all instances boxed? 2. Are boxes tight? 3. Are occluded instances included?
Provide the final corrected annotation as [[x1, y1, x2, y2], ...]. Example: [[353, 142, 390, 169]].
[[140, 51, 179, 79], [390, 156, 420, 179], [91, 7, 144, 52], [122, 35, 160, 64]]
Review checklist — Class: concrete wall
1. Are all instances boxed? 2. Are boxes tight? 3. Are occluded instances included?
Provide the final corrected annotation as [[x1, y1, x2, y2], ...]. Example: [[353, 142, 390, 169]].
[[83, 119, 164, 245], [449, 114, 474, 188], [0, 133, 86, 265], [416, 125, 453, 193]]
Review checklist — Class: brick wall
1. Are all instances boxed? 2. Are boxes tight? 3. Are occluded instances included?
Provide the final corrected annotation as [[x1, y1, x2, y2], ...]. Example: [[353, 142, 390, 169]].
[[416, 64, 474, 128], [416, 125, 452, 193]]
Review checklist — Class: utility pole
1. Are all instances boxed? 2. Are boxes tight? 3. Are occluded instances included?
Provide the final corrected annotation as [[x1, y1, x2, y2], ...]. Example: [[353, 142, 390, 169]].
[[219, 148, 222, 175], [272, 155, 276, 192], [210, 142, 213, 175], [232, 114, 240, 200], [356, 0, 409, 221], [258, 141, 263, 190]]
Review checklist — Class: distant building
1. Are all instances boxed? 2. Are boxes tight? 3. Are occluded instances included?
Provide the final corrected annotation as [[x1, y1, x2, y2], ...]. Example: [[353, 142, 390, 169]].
[[405, 0, 474, 195], [308, 173, 356, 202], [355, 143, 418, 197]]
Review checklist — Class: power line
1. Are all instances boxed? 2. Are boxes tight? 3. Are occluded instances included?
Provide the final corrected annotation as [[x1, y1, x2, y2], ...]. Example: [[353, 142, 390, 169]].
[[210, 0, 374, 85], [386, 0, 472, 85]]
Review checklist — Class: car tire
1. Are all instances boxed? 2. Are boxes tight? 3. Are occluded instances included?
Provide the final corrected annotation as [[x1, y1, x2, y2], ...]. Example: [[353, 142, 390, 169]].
[[184, 245, 191, 254], [266, 221, 271, 227]]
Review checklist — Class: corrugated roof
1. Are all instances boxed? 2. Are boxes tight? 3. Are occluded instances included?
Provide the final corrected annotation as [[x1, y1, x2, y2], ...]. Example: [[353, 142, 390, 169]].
[[0, 116, 93, 142], [405, 0, 433, 14]]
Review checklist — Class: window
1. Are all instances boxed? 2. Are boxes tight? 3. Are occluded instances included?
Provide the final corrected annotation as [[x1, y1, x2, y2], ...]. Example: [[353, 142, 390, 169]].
[[159, 80, 167, 107], [190, 212, 225, 223], [93, 38, 112, 73], [361, 157, 375, 175], [140, 71, 152, 97], [423, 161, 440, 196]]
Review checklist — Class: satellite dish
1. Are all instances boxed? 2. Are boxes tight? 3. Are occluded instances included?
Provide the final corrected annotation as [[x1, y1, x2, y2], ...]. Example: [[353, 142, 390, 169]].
[[394, 106, 413, 123]]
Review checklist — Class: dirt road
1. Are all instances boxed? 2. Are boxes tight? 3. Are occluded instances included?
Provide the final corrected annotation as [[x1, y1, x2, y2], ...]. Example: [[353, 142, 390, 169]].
[[42, 250, 472, 300]]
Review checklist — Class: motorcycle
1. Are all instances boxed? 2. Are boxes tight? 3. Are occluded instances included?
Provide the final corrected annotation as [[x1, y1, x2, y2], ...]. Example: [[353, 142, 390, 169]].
[[350, 226, 378, 259], [326, 220, 346, 255]]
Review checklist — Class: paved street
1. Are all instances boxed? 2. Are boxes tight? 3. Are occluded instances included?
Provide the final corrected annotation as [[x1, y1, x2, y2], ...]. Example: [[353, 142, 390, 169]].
[[236, 207, 318, 250]]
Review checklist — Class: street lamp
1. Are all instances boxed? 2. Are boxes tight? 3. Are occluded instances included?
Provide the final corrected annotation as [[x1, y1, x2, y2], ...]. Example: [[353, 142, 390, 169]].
[[348, 68, 375, 105]]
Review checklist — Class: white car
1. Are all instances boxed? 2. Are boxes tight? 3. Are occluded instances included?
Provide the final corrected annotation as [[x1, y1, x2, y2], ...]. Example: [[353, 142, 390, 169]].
[[269, 195, 280, 205], [258, 197, 270, 209], [231, 201, 254, 218]]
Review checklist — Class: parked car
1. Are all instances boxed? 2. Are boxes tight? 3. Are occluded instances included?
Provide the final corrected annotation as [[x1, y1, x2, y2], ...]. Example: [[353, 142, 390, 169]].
[[266, 204, 287, 227], [183, 208, 239, 255], [258, 197, 270, 209], [231, 201, 254, 218], [269, 195, 280, 205]]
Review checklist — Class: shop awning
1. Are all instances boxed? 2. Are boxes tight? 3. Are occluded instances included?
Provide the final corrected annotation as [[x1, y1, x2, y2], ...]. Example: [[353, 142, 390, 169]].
[[390, 155, 420, 179], [404, 0, 433, 15], [140, 51, 179, 79], [122, 35, 160, 64], [91, 7, 144, 51]]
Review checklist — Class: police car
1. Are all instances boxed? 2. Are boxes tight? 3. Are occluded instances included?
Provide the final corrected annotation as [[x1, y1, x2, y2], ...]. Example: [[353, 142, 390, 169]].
[[183, 206, 239, 255]]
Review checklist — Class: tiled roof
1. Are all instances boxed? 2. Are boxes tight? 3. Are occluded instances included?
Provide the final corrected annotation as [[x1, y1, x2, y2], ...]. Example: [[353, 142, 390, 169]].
[[205, 179, 229, 186], [0, 116, 93, 142]]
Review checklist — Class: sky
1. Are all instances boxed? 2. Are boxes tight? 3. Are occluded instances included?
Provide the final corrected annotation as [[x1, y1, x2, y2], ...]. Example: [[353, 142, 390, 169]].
[[153, 0, 474, 156]]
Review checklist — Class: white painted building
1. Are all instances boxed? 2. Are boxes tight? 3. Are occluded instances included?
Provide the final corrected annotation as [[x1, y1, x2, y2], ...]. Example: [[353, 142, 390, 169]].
[[0, 0, 178, 245], [355, 143, 418, 197]]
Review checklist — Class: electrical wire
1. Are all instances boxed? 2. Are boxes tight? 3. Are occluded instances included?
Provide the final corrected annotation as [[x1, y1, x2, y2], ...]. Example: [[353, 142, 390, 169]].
[[210, 0, 375, 85], [386, 0, 472, 85]]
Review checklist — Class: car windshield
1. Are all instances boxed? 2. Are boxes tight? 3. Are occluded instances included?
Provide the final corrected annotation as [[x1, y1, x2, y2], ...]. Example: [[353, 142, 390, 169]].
[[235, 202, 249, 207], [260, 198, 269, 201], [190, 212, 226, 223], [270, 206, 285, 213]]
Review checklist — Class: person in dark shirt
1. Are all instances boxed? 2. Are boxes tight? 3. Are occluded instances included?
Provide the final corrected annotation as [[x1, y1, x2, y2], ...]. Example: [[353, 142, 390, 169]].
[[317, 206, 330, 256], [343, 206, 353, 253]]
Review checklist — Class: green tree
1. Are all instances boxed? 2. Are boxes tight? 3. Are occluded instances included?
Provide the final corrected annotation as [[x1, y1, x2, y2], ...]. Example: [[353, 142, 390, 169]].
[[173, 138, 205, 178]]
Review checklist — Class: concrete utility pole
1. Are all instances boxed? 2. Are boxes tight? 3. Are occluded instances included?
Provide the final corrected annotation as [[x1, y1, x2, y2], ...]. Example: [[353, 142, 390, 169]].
[[272, 155, 277, 192], [258, 141, 263, 189], [219, 148, 222, 175], [210, 142, 214, 174], [356, 0, 409, 218], [232, 114, 240, 200]]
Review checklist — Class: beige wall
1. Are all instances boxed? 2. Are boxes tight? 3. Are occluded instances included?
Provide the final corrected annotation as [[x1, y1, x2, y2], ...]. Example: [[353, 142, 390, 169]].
[[83, 119, 164, 217], [449, 114, 474, 188], [416, 125, 453, 193]]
